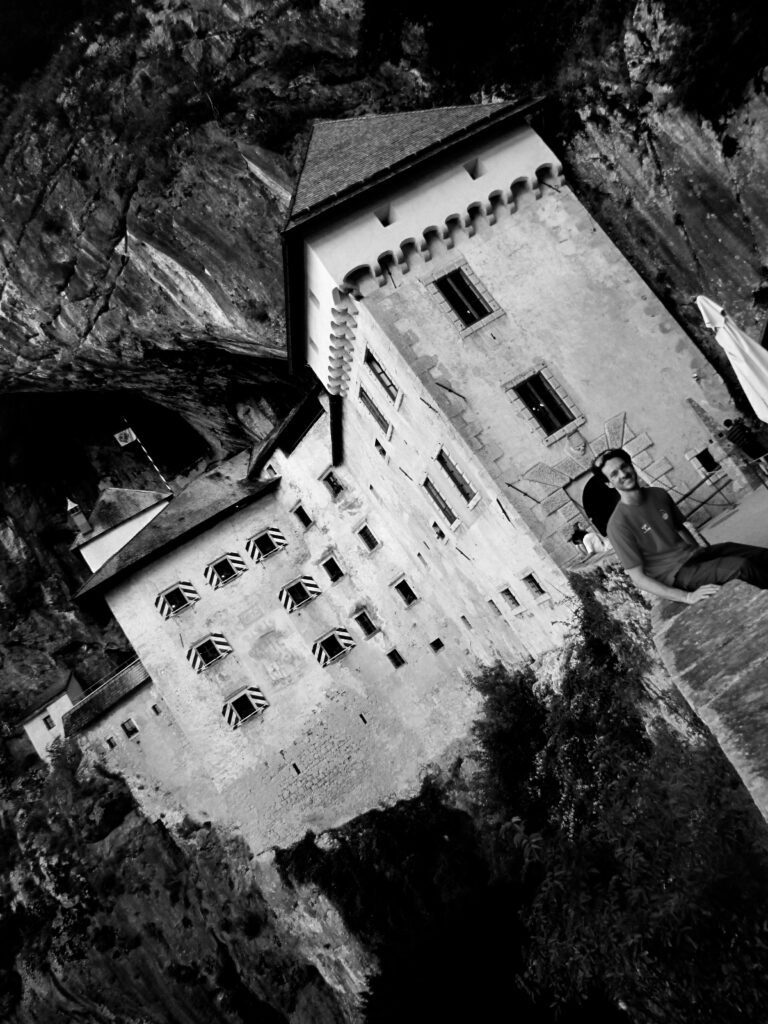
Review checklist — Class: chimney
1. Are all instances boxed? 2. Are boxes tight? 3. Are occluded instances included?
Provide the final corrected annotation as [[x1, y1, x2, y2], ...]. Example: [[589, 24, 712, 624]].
[[66, 498, 92, 536]]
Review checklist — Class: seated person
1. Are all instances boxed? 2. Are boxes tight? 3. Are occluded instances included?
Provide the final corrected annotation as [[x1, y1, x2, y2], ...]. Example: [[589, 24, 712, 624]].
[[592, 448, 768, 605], [569, 523, 610, 557]]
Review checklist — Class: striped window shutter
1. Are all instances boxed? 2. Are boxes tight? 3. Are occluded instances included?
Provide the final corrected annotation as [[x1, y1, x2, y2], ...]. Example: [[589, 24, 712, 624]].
[[245, 527, 287, 562], [278, 575, 321, 612], [203, 552, 247, 589], [311, 627, 356, 667], [186, 633, 233, 672], [154, 582, 199, 619], [221, 687, 270, 729]]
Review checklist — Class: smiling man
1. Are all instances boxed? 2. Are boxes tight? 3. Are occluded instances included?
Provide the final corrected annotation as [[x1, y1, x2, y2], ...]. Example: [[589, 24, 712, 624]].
[[592, 448, 768, 605]]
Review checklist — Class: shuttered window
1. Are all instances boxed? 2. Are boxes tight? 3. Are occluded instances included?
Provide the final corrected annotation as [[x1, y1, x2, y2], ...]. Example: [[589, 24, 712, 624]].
[[186, 633, 233, 672], [155, 582, 199, 618], [278, 576, 321, 612], [221, 687, 269, 729], [203, 554, 247, 589], [246, 528, 287, 562], [311, 628, 356, 667]]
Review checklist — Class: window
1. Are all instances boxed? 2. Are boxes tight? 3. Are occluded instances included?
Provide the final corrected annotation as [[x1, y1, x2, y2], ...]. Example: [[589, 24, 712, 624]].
[[312, 628, 356, 667], [436, 448, 476, 503], [354, 609, 378, 637], [321, 556, 345, 583], [155, 581, 199, 619], [523, 573, 546, 598], [364, 348, 398, 401], [265, 464, 278, 477], [204, 553, 247, 589], [512, 372, 574, 436], [151, 704, 162, 716], [43, 714, 55, 731], [292, 504, 313, 529], [488, 599, 503, 616], [694, 448, 720, 473], [357, 525, 379, 551], [387, 648, 406, 668], [358, 386, 391, 434], [278, 575, 321, 612], [429, 638, 444, 652], [222, 687, 269, 729], [394, 578, 418, 606], [434, 268, 492, 327], [246, 527, 287, 562], [501, 587, 520, 609], [322, 470, 344, 497], [186, 633, 233, 672], [423, 477, 458, 525], [374, 439, 387, 458], [121, 718, 139, 738], [105, 736, 117, 750]]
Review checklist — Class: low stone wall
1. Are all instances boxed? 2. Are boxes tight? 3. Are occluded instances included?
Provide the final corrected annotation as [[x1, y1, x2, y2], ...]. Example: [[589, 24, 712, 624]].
[[652, 581, 768, 820]]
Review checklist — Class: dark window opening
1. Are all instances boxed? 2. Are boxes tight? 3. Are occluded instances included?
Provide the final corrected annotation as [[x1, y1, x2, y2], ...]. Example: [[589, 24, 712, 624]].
[[375, 203, 394, 227], [513, 373, 574, 435], [322, 470, 344, 497], [387, 648, 406, 668], [365, 348, 398, 401], [121, 718, 139, 738], [359, 386, 390, 433], [286, 581, 311, 607], [43, 714, 55, 730], [151, 704, 162, 716], [429, 638, 444, 652], [197, 640, 222, 666], [395, 579, 418, 605], [231, 694, 261, 723], [434, 269, 491, 327], [460, 615, 472, 630], [213, 557, 238, 583], [501, 587, 520, 608], [358, 525, 379, 550], [164, 586, 189, 613], [463, 157, 485, 180], [523, 573, 546, 597], [322, 557, 344, 582], [432, 522, 446, 541], [436, 448, 476, 502], [488, 599, 502, 616], [105, 736, 117, 749], [252, 534, 277, 558], [375, 439, 387, 458], [293, 504, 313, 528], [423, 477, 457, 524], [321, 634, 344, 659], [694, 448, 720, 473], [355, 610, 378, 637]]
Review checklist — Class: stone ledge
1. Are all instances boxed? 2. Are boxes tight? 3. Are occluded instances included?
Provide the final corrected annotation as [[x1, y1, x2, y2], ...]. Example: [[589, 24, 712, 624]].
[[652, 581, 768, 821]]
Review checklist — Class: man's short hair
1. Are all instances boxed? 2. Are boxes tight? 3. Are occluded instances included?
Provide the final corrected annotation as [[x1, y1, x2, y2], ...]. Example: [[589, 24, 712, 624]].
[[592, 447, 632, 480]]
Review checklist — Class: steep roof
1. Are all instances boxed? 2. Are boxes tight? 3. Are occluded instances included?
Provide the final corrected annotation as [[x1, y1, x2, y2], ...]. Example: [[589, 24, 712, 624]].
[[287, 102, 524, 227], [76, 487, 169, 544], [19, 670, 79, 723], [63, 660, 150, 735], [76, 455, 279, 599]]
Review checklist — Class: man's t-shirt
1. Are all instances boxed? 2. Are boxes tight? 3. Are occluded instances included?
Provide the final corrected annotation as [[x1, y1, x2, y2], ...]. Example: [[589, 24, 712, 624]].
[[606, 487, 697, 585]]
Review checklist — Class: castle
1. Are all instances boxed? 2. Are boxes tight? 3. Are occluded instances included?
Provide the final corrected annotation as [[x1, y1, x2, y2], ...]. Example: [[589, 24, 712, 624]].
[[24, 101, 745, 851]]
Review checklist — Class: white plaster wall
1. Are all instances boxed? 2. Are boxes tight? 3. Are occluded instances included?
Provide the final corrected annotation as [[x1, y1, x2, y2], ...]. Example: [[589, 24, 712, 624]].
[[78, 499, 171, 571], [23, 692, 77, 761]]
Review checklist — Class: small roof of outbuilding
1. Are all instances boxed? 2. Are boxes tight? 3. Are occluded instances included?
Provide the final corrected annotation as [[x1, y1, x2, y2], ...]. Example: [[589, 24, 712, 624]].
[[286, 101, 530, 229], [19, 669, 80, 724], [76, 454, 279, 600]]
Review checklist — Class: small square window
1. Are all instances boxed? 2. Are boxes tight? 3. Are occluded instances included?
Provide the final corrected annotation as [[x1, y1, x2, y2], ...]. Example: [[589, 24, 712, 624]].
[[252, 534, 276, 556], [151, 704, 162, 716], [105, 736, 117, 750], [387, 648, 406, 668], [429, 638, 444, 652], [222, 687, 269, 729], [354, 610, 378, 637], [312, 628, 356, 666], [187, 634, 232, 671], [322, 556, 345, 582], [394, 578, 418, 606], [164, 586, 190, 613], [197, 640, 222, 665], [204, 554, 247, 589], [374, 439, 387, 458], [279, 575, 320, 612], [694, 448, 720, 473], [434, 268, 492, 327], [523, 573, 546, 598], [156, 581, 199, 618], [488, 599, 503, 616], [293, 504, 313, 528], [357, 525, 379, 551], [322, 470, 344, 497], [43, 714, 55, 731], [501, 587, 520, 608], [121, 718, 139, 738]]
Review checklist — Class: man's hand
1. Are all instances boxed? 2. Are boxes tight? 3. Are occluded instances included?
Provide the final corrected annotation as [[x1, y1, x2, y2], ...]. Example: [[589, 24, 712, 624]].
[[685, 584, 721, 604]]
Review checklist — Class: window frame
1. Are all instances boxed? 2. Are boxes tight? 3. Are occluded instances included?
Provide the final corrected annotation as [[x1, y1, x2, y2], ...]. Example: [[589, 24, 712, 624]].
[[321, 555, 345, 583], [422, 476, 458, 527], [393, 576, 419, 607], [358, 384, 392, 437], [433, 268, 492, 328], [386, 648, 406, 668], [278, 575, 321, 612], [155, 581, 199, 618], [121, 718, 139, 738], [292, 504, 313, 529], [356, 524, 380, 552], [522, 572, 547, 599], [321, 469, 345, 498], [312, 627, 356, 667], [364, 346, 400, 403], [204, 553, 247, 589], [186, 633, 233, 672], [434, 446, 478, 506], [43, 714, 55, 731], [354, 608, 379, 638], [222, 687, 269, 729], [504, 362, 584, 446], [245, 527, 287, 563]]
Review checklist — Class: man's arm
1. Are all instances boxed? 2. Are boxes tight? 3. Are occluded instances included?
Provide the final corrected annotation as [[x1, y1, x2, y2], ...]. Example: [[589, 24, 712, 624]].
[[626, 566, 720, 605]]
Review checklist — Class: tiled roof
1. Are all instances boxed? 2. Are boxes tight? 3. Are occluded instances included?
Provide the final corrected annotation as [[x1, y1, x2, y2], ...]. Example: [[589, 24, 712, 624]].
[[77, 454, 279, 599], [63, 660, 150, 734], [288, 102, 519, 225]]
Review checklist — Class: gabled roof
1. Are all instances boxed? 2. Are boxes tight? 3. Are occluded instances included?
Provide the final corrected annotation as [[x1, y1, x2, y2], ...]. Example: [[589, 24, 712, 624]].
[[76, 455, 279, 600], [75, 487, 169, 545], [286, 102, 527, 228], [19, 670, 80, 723]]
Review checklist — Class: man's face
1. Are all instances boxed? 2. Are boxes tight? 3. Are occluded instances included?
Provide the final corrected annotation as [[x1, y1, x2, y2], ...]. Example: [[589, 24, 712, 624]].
[[601, 456, 638, 492]]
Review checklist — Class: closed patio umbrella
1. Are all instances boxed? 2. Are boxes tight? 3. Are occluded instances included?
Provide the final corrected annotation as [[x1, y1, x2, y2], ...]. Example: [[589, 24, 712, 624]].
[[696, 295, 768, 424]]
